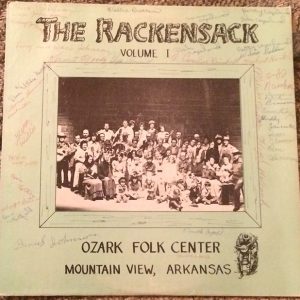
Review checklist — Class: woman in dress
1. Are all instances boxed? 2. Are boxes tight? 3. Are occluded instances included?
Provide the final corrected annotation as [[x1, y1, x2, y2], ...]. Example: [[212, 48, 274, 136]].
[[82, 155, 104, 201], [98, 153, 116, 200]]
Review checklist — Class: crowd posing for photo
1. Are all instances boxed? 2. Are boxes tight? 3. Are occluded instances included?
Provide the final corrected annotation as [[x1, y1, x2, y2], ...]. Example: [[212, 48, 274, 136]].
[[57, 120, 243, 211]]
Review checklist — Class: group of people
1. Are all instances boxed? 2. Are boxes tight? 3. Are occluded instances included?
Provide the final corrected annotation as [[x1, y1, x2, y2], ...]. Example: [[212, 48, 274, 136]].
[[57, 120, 243, 211]]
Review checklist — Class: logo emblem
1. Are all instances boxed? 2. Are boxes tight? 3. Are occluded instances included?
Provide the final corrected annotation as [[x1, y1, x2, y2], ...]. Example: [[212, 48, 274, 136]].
[[235, 233, 258, 278]]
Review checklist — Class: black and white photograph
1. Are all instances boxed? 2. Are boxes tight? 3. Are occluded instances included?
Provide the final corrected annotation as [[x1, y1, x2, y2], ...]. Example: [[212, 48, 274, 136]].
[[56, 77, 243, 212]]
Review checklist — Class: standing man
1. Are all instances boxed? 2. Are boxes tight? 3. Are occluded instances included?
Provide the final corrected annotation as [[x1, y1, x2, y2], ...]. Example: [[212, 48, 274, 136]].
[[88, 133, 101, 162], [214, 134, 223, 163], [128, 120, 135, 144], [194, 133, 201, 143], [72, 140, 89, 191], [220, 135, 237, 162], [98, 123, 114, 142], [232, 151, 243, 211], [148, 120, 157, 143], [57, 132, 70, 188], [114, 120, 132, 145], [175, 131, 183, 148], [68, 134, 81, 190], [137, 122, 148, 148], [81, 129, 90, 142]]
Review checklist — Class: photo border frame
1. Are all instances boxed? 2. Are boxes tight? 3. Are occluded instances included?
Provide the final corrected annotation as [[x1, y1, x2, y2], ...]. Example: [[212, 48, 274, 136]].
[[39, 62, 261, 228]]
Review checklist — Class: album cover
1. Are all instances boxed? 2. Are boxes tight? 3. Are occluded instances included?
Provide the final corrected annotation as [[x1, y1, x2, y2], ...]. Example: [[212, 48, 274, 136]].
[[0, 2, 299, 296]]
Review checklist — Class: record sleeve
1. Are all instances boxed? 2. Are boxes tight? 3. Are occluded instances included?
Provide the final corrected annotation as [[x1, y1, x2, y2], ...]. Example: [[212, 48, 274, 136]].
[[0, 2, 300, 296]]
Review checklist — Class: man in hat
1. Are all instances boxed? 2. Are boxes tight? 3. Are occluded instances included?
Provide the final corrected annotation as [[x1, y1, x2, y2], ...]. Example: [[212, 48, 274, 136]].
[[57, 132, 70, 188], [231, 150, 243, 211], [219, 135, 237, 162], [127, 138, 143, 158]]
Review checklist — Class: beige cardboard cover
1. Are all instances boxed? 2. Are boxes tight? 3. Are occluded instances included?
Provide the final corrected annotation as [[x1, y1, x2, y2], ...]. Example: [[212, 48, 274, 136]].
[[0, 2, 299, 296]]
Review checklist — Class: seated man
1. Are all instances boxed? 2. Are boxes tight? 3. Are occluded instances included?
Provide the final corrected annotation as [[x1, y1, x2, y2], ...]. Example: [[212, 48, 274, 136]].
[[218, 156, 233, 183], [177, 151, 191, 181], [202, 156, 222, 203], [127, 138, 143, 157], [154, 139, 167, 159]]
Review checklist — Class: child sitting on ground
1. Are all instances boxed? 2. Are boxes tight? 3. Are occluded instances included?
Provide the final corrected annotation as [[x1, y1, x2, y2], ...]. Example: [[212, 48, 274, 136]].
[[128, 172, 142, 200], [189, 180, 202, 206], [116, 177, 129, 203], [201, 181, 218, 205], [143, 174, 157, 200], [168, 184, 183, 211], [176, 179, 190, 203]]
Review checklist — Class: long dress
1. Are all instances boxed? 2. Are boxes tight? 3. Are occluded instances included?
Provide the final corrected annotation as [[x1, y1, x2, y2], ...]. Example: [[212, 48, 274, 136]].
[[98, 160, 116, 199], [82, 164, 104, 200]]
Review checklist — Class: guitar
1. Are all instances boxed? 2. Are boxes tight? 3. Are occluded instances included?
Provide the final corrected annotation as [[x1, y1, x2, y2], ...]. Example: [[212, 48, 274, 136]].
[[57, 148, 69, 162]]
